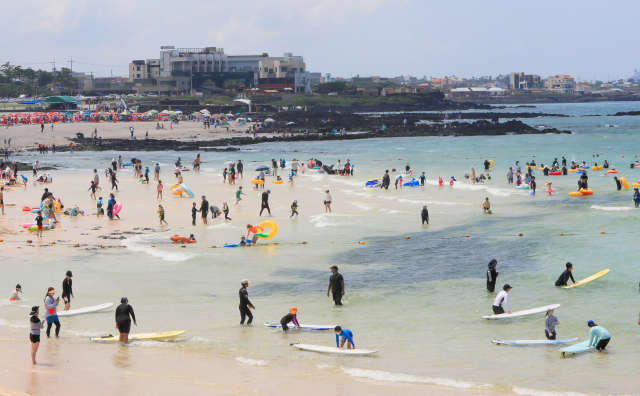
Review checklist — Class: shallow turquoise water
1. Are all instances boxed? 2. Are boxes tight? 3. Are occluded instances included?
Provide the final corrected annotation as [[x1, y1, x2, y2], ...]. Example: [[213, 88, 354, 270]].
[[2, 102, 640, 395]]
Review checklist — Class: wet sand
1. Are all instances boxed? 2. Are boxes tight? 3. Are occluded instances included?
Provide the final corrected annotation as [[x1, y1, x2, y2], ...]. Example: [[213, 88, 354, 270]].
[[0, 327, 503, 396]]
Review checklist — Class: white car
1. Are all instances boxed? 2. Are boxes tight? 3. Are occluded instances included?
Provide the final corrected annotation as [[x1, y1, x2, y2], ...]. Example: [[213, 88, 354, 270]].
[[147, 93, 158, 97]]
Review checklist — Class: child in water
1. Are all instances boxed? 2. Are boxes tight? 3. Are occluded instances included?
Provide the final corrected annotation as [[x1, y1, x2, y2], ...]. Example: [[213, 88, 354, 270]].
[[450, 176, 456, 186], [158, 205, 168, 225], [96, 197, 104, 217], [438, 177, 443, 186], [290, 200, 298, 218]]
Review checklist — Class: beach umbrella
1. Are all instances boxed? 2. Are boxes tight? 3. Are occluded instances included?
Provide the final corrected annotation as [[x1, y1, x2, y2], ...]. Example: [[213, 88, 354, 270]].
[[192, 112, 202, 116], [286, 122, 295, 125], [160, 110, 169, 114], [148, 109, 158, 113], [121, 110, 130, 115], [265, 118, 275, 123], [64, 111, 72, 115], [221, 121, 229, 126], [174, 109, 182, 113], [200, 109, 210, 113], [247, 118, 253, 121], [225, 113, 234, 117], [255, 166, 269, 171]]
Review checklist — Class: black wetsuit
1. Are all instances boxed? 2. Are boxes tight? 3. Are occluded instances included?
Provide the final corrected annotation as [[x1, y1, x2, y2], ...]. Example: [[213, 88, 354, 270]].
[[555, 270, 576, 287], [421, 208, 429, 224], [487, 268, 498, 292], [615, 179, 622, 190], [200, 200, 209, 218], [115, 303, 136, 333], [260, 192, 270, 216], [112, 161, 117, 172], [280, 313, 296, 330], [239, 287, 253, 324], [329, 272, 344, 305], [237, 162, 243, 176], [381, 174, 390, 189], [61, 278, 72, 304], [484, 160, 490, 170]]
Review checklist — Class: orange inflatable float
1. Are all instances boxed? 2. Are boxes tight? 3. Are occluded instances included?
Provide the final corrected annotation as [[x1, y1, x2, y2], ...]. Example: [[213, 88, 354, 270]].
[[170, 234, 196, 243]]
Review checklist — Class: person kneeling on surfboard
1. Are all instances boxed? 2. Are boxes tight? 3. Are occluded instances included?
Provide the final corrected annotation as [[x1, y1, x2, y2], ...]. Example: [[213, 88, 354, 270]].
[[334, 326, 355, 350], [280, 307, 300, 331], [587, 320, 610, 352], [555, 262, 578, 287], [492, 284, 512, 315]]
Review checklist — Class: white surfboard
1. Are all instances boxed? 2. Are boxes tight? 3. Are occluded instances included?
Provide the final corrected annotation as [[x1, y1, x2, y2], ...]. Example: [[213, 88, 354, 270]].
[[57, 303, 113, 317], [558, 340, 594, 355], [493, 338, 578, 345], [263, 322, 335, 331], [290, 343, 378, 355], [482, 304, 560, 320]]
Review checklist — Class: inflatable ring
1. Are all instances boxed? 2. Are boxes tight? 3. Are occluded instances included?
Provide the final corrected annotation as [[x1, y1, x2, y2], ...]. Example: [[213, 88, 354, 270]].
[[568, 191, 582, 196], [53, 201, 61, 214], [251, 179, 264, 185], [273, 180, 283, 184], [568, 169, 577, 173], [592, 166, 603, 170], [549, 171, 562, 176], [113, 202, 122, 215], [632, 183, 640, 188], [256, 220, 278, 240], [169, 183, 182, 192], [27, 225, 50, 231], [516, 185, 530, 189], [620, 177, 629, 189], [22, 206, 31, 211], [607, 170, 618, 174], [488, 160, 494, 168], [579, 188, 593, 195], [170, 234, 195, 243]]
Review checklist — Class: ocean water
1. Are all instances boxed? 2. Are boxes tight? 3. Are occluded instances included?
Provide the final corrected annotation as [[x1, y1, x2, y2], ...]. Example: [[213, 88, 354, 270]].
[[2, 102, 640, 395]]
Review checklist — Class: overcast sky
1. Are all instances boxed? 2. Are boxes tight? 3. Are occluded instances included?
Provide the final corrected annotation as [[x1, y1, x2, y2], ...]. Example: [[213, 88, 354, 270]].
[[1, 0, 638, 82]]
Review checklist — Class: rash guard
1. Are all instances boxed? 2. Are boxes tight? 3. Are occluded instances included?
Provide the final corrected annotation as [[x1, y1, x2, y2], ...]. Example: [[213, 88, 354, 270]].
[[588, 326, 610, 346], [246, 226, 263, 239], [493, 291, 509, 312], [555, 270, 576, 286], [115, 303, 136, 322], [335, 329, 355, 347], [281, 313, 300, 327]]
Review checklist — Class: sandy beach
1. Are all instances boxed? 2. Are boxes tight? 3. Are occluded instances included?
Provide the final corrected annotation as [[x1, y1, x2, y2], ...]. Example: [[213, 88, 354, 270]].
[[1, 115, 257, 151]]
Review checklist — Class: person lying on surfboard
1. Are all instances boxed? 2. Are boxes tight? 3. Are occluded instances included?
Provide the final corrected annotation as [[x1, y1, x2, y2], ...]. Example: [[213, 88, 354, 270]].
[[334, 326, 355, 350], [555, 262, 578, 287]]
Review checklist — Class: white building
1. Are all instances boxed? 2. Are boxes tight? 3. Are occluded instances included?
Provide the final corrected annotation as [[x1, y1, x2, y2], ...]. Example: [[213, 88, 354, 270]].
[[545, 75, 576, 93]]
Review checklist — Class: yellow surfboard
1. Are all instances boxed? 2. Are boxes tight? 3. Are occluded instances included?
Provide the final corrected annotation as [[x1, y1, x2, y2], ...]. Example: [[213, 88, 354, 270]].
[[90, 330, 185, 342], [564, 269, 609, 289]]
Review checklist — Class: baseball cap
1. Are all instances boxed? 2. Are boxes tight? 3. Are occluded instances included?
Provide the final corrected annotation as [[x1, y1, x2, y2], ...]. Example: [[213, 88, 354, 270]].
[[587, 320, 595, 326], [330, 265, 338, 270], [267, 190, 270, 193], [122, 296, 128, 302], [241, 279, 250, 285], [503, 284, 512, 290], [66, 270, 73, 277]]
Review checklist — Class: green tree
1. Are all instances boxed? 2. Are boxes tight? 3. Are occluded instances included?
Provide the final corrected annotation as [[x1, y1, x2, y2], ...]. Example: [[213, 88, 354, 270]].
[[0, 62, 16, 81], [23, 67, 37, 82], [202, 79, 215, 87], [313, 82, 353, 93], [37, 69, 54, 86], [223, 79, 244, 89], [56, 67, 74, 88]]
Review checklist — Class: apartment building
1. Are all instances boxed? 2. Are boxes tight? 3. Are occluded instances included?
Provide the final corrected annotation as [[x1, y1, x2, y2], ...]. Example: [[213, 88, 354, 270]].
[[509, 72, 543, 90], [545, 75, 576, 93]]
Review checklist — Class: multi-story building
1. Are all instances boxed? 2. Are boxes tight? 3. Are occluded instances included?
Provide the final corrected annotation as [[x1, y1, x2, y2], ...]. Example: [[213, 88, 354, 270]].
[[128, 47, 310, 94], [545, 75, 576, 93], [509, 72, 543, 90], [431, 78, 461, 91]]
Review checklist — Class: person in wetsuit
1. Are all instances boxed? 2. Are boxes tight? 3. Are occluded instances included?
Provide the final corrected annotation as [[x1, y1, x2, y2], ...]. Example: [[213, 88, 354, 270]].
[[115, 297, 137, 345], [614, 177, 622, 191], [486, 259, 498, 292], [239, 279, 255, 324], [381, 170, 390, 190], [421, 205, 429, 224], [260, 190, 271, 216], [280, 307, 300, 331], [555, 262, 577, 287], [62, 270, 73, 311]]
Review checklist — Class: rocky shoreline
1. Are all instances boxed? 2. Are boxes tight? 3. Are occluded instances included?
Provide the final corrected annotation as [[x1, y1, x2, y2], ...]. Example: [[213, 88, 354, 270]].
[[66, 119, 570, 153]]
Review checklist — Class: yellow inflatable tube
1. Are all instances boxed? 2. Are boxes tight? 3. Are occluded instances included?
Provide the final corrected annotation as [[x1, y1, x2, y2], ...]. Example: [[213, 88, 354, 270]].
[[568, 169, 577, 173], [273, 180, 283, 184], [257, 220, 278, 240], [620, 177, 629, 189], [568, 191, 582, 196], [632, 183, 640, 188], [488, 160, 494, 168], [592, 166, 603, 170], [251, 179, 264, 185]]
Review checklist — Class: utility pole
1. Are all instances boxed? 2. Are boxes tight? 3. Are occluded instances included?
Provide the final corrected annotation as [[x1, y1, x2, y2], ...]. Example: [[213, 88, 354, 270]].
[[69, 57, 73, 96], [51, 59, 56, 95]]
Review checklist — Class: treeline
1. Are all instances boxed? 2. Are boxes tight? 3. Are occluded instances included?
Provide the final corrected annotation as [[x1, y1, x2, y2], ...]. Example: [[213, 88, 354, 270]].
[[0, 62, 77, 98]]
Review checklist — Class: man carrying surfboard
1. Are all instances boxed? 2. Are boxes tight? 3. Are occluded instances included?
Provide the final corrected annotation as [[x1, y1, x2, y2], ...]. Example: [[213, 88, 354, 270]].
[[492, 284, 512, 314], [555, 262, 578, 287]]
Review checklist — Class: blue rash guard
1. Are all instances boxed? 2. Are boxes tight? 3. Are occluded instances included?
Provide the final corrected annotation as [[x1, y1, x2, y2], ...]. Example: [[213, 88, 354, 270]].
[[335, 329, 355, 347]]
